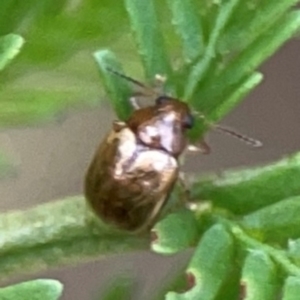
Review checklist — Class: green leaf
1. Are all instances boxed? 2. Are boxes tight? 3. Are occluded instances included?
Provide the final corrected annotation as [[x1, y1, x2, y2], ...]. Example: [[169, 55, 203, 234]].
[[191, 152, 300, 215], [210, 72, 263, 124], [102, 277, 135, 300], [0, 279, 63, 300], [231, 225, 300, 278], [241, 196, 300, 243], [0, 0, 66, 37], [166, 0, 204, 62], [189, 71, 263, 140], [151, 209, 200, 254], [184, 0, 240, 100], [288, 239, 300, 266], [166, 224, 234, 300], [0, 86, 99, 127], [0, 2, 129, 128], [124, 0, 172, 80], [218, 0, 300, 54], [214, 263, 241, 300], [222, 10, 300, 86], [196, 10, 300, 117], [0, 196, 148, 281], [0, 34, 24, 71], [241, 251, 279, 300], [283, 276, 300, 300], [154, 265, 188, 300], [93, 50, 132, 120]]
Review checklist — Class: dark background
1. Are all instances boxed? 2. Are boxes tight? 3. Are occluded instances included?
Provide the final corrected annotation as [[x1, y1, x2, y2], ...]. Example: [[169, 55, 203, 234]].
[[0, 38, 299, 299]]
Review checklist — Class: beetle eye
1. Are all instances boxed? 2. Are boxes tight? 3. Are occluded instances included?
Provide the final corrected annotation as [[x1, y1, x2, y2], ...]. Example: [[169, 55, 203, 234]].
[[183, 114, 194, 129], [155, 96, 169, 105]]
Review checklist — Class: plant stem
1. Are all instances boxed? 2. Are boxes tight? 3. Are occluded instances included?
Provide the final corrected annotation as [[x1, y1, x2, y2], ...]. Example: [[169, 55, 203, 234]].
[[191, 152, 300, 215], [2, 152, 300, 281], [0, 196, 148, 281], [184, 0, 240, 99]]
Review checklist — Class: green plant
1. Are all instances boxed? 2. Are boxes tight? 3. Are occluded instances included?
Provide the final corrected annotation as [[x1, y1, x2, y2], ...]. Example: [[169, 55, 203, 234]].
[[1, 0, 300, 299], [0, 279, 63, 300], [0, 33, 23, 176]]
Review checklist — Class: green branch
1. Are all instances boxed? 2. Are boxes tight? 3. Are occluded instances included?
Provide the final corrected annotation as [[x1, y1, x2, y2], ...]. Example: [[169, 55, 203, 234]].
[[0, 196, 148, 280], [1, 153, 300, 280], [191, 152, 300, 215]]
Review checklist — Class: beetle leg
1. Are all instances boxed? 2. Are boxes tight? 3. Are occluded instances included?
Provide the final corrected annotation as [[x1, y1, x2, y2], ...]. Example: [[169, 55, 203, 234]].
[[127, 73, 167, 111], [129, 96, 141, 110], [154, 74, 167, 84], [177, 172, 191, 204], [187, 140, 211, 155], [178, 172, 206, 212], [153, 74, 167, 95], [113, 120, 127, 132]]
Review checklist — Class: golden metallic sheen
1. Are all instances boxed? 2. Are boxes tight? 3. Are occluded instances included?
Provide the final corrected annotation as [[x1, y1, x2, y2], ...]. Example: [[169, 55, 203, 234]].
[[84, 96, 194, 232]]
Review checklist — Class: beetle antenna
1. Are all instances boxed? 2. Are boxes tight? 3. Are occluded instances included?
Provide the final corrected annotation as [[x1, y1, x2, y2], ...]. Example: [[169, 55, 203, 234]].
[[106, 67, 148, 89], [214, 125, 262, 147], [195, 112, 262, 148]]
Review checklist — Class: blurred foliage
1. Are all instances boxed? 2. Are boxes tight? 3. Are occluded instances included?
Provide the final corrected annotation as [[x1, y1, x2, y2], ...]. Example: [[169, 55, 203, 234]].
[[0, 0, 299, 130], [1, 0, 300, 299], [0, 279, 63, 300], [0, 0, 133, 127], [0, 33, 23, 175], [0, 0, 298, 129], [0, 33, 24, 71], [97, 0, 300, 140]]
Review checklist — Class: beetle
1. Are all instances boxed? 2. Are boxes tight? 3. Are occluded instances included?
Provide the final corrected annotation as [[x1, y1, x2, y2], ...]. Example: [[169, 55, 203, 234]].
[[84, 70, 261, 233]]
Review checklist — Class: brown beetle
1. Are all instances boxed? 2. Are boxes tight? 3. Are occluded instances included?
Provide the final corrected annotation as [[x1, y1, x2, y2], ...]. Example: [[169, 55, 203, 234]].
[[84, 70, 261, 233]]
